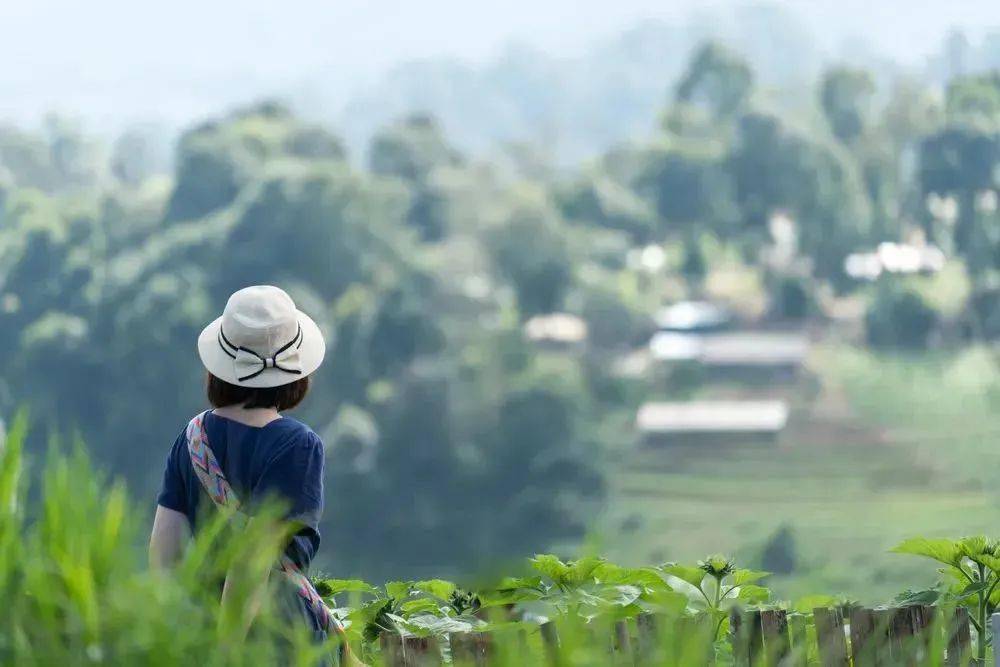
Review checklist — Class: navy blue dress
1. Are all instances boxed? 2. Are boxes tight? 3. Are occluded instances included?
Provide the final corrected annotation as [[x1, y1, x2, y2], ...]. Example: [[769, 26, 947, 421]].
[[157, 411, 327, 633]]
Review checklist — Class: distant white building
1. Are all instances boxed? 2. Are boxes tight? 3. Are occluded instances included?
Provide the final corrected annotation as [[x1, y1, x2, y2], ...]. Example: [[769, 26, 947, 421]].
[[649, 331, 809, 380], [654, 301, 732, 333], [844, 242, 945, 281], [637, 400, 789, 447], [524, 313, 588, 347]]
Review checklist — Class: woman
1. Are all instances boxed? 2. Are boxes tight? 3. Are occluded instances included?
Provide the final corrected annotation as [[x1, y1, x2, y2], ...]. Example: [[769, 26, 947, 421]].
[[149, 285, 360, 664]]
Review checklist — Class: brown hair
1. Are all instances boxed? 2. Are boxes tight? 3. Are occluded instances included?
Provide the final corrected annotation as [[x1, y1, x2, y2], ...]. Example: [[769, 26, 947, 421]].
[[206, 373, 310, 411]]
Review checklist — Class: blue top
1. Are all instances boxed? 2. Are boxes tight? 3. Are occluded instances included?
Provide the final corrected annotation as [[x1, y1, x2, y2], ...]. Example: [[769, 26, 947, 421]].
[[157, 411, 325, 571]]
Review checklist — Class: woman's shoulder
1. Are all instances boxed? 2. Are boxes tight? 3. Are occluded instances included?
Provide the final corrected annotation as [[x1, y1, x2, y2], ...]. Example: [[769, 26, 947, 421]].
[[264, 416, 324, 449]]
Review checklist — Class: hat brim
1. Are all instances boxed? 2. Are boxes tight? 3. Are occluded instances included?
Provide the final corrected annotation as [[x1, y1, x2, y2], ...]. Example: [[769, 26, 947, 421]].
[[197, 311, 326, 388]]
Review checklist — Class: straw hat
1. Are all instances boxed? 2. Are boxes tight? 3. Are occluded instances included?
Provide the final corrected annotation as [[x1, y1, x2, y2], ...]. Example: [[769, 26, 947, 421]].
[[197, 285, 325, 388]]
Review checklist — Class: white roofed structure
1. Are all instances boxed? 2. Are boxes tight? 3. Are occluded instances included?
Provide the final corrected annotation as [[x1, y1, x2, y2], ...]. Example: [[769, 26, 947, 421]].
[[637, 400, 790, 446]]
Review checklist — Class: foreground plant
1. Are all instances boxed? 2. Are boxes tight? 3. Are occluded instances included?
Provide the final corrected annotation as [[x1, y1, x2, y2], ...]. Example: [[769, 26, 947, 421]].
[[892, 535, 1000, 663], [658, 555, 771, 638]]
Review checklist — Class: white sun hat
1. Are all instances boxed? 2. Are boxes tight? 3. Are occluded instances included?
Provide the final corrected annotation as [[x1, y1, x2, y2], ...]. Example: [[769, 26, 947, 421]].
[[197, 285, 326, 388]]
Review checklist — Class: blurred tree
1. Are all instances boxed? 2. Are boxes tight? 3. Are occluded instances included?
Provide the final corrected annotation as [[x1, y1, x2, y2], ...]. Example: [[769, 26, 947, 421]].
[[575, 279, 652, 350], [369, 113, 462, 182], [370, 114, 464, 241], [681, 234, 708, 292], [882, 79, 944, 152], [44, 115, 104, 190], [946, 73, 1000, 129], [675, 42, 754, 120], [919, 126, 1000, 282], [865, 281, 938, 350], [767, 274, 814, 320], [111, 129, 156, 187], [556, 174, 656, 243], [760, 524, 797, 575], [0, 126, 60, 191], [729, 112, 871, 284], [636, 142, 735, 235], [820, 67, 875, 145], [488, 201, 573, 316], [216, 164, 412, 301], [165, 102, 348, 222]]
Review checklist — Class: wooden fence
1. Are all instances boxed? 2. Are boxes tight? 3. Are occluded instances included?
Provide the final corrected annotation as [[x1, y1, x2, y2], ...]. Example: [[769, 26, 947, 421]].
[[371, 605, 1000, 666]]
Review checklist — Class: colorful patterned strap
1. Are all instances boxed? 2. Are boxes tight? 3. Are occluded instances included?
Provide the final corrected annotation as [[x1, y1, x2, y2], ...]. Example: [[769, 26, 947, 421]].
[[185, 412, 346, 640]]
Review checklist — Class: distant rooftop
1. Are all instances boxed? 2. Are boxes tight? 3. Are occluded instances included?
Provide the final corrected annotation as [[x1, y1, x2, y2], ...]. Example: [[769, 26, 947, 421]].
[[844, 242, 945, 281], [649, 331, 809, 366], [654, 301, 732, 333], [524, 313, 588, 344], [637, 401, 789, 434]]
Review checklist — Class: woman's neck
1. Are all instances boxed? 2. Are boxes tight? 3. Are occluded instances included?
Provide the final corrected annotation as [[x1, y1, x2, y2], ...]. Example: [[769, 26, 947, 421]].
[[212, 405, 282, 428]]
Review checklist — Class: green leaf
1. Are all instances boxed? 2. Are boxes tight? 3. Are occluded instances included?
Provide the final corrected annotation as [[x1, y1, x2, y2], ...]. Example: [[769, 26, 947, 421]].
[[399, 598, 444, 616], [567, 557, 606, 587], [792, 594, 843, 614], [385, 581, 412, 600], [360, 598, 398, 642], [989, 585, 1000, 607], [956, 580, 992, 600], [530, 554, 570, 582], [606, 584, 643, 607], [496, 576, 544, 592], [413, 579, 457, 601], [736, 585, 771, 604], [970, 554, 1000, 573], [958, 536, 998, 558], [730, 569, 770, 586], [891, 538, 963, 567], [660, 564, 707, 588], [398, 614, 477, 636], [593, 564, 668, 589], [479, 576, 546, 607], [940, 566, 972, 585], [641, 589, 690, 615], [893, 589, 942, 606], [316, 578, 379, 597]]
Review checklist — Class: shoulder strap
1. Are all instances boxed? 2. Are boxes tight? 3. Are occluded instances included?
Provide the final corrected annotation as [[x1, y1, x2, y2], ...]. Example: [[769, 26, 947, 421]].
[[183, 412, 349, 643], [186, 411, 242, 512]]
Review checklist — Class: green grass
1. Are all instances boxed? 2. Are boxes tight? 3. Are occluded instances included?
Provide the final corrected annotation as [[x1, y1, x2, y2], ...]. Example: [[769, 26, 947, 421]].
[[599, 344, 1000, 603]]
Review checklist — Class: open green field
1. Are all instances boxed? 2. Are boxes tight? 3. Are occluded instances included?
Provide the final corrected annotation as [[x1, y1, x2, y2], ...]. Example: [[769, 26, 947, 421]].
[[599, 345, 1000, 604]]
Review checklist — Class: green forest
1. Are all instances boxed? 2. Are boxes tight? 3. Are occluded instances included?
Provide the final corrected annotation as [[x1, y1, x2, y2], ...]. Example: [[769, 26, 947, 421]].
[[3, 34, 1000, 605]]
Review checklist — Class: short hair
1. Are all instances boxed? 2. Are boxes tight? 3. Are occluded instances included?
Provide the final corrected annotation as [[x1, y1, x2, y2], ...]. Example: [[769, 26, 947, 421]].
[[206, 373, 310, 411]]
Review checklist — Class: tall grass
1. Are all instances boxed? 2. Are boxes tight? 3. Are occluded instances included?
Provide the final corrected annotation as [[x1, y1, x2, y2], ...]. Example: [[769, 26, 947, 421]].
[[0, 412, 331, 666]]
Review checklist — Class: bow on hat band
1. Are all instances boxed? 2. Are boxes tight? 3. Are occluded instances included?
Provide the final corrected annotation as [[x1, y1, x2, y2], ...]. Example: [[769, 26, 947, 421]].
[[218, 325, 304, 382]]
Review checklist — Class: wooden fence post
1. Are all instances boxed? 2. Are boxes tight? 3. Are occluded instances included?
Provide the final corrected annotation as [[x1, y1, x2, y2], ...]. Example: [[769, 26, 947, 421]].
[[635, 612, 659, 664], [874, 608, 895, 665], [814, 608, 848, 667], [380, 633, 406, 667], [450, 632, 492, 667], [402, 636, 440, 667], [787, 613, 809, 667], [761, 609, 791, 665], [612, 618, 632, 654], [849, 608, 877, 667], [889, 606, 914, 661], [540, 621, 562, 667], [908, 604, 937, 663], [730, 609, 763, 667], [946, 607, 972, 667]]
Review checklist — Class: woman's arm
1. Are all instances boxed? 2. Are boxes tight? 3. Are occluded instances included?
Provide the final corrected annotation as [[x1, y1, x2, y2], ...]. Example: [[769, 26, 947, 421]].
[[218, 517, 283, 640], [148, 504, 191, 570]]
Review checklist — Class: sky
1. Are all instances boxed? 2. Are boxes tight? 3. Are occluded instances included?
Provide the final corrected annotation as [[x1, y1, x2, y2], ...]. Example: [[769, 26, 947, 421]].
[[0, 0, 998, 130]]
